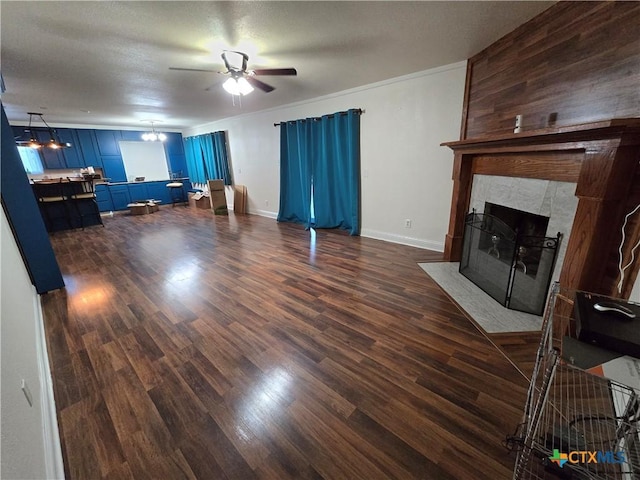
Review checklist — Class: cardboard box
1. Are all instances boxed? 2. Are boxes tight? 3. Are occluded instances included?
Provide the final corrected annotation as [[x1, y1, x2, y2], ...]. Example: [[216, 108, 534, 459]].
[[234, 185, 247, 214], [207, 179, 228, 215], [127, 201, 160, 215], [188, 192, 211, 210], [208, 179, 224, 191], [128, 203, 148, 215]]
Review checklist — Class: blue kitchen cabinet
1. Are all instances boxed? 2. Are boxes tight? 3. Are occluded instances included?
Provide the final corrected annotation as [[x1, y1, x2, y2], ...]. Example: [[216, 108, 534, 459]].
[[95, 130, 122, 156], [128, 182, 149, 202], [95, 184, 113, 212], [168, 153, 187, 179], [120, 130, 142, 141], [57, 129, 83, 168], [76, 129, 102, 169], [34, 129, 65, 169], [109, 185, 131, 210], [146, 181, 172, 205], [101, 155, 127, 183], [164, 132, 188, 177], [164, 132, 184, 155]]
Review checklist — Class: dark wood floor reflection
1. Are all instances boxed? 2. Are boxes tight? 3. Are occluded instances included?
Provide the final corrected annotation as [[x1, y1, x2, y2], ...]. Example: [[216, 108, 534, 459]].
[[42, 208, 534, 479]]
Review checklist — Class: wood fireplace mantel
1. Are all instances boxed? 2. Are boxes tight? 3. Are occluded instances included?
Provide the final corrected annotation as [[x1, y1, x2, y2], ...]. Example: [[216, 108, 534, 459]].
[[442, 118, 640, 298]]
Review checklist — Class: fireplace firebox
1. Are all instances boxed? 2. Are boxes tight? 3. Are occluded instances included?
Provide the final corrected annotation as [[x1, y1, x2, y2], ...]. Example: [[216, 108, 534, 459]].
[[459, 208, 561, 315]]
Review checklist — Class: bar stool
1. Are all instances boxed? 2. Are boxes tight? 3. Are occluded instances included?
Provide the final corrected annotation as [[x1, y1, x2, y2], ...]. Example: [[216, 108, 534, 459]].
[[67, 177, 104, 229], [32, 179, 72, 232], [166, 181, 187, 207]]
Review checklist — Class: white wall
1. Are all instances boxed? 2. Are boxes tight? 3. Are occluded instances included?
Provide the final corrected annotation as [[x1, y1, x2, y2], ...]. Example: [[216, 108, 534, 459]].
[[186, 61, 467, 251], [1, 208, 64, 479]]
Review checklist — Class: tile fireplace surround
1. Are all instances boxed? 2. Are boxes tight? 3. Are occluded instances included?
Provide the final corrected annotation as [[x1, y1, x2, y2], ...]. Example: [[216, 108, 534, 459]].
[[442, 119, 640, 300], [469, 175, 578, 287]]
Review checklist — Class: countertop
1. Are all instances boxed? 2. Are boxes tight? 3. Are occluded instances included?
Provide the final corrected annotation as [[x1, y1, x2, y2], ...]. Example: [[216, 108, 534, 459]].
[[107, 177, 189, 186]]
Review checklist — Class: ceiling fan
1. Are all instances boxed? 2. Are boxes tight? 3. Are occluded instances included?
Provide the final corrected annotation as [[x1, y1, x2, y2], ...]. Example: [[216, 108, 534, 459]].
[[169, 50, 297, 94]]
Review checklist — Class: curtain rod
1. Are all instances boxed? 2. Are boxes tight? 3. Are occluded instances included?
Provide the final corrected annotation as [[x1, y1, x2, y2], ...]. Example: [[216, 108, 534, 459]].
[[273, 109, 364, 127]]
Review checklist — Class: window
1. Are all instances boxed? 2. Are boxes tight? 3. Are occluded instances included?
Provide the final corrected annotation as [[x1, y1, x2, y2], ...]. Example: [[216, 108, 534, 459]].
[[17, 146, 44, 174]]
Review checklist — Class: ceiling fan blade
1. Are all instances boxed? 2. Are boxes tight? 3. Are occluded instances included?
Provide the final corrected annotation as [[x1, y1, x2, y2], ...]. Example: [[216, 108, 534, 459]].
[[252, 68, 297, 76], [246, 76, 275, 93], [169, 67, 217, 73]]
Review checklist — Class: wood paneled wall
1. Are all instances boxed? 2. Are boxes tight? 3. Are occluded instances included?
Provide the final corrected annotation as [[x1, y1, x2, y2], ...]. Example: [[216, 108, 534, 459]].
[[462, 2, 640, 139]]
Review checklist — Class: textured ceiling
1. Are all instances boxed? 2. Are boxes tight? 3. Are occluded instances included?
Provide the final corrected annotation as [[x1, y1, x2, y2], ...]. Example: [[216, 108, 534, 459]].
[[0, 1, 553, 130]]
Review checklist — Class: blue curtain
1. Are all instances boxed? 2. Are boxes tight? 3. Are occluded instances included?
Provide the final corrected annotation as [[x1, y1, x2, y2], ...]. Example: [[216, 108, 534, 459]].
[[200, 134, 216, 181], [277, 109, 361, 235], [277, 120, 312, 228], [184, 136, 206, 184], [212, 131, 232, 185], [183, 131, 232, 185], [312, 110, 360, 235]]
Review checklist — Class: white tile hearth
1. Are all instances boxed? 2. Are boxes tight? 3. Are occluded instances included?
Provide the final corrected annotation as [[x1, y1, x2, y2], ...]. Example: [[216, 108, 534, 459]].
[[419, 262, 543, 333]]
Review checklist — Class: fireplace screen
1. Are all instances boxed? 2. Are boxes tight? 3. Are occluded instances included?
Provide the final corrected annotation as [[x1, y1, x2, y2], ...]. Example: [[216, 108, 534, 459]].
[[459, 211, 561, 315]]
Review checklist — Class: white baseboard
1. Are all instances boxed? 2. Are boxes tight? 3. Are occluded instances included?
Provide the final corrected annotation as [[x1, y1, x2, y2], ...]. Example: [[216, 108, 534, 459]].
[[361, 228, 445, 251], [35, 293, 65, 480], [251, 209, 278, 219], [240, 213, 445, 251]]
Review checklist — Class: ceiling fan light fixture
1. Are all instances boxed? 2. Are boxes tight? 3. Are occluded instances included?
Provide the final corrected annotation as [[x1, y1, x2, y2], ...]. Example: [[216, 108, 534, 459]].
[[171, 50, 294, 95], [223, 77, 254, 96]]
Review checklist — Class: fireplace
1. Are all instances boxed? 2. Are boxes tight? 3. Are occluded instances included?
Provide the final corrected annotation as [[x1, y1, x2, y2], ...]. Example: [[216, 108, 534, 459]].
[[459, 206, 561, 315], [482, 202, 550, 274], [442, 119, 640, 300]]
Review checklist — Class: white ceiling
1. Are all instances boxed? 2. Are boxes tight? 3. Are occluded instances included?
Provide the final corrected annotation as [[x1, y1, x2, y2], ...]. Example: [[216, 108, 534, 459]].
[[1, 1, 553, 130]]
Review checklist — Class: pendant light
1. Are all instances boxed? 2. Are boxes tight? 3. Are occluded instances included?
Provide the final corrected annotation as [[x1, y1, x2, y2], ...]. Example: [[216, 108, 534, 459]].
[[141, 121, 167, 142], [16, 112, 71, 149]]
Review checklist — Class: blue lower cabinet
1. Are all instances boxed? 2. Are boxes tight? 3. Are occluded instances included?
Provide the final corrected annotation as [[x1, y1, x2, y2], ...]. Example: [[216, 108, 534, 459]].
[[146, 181, 173, 205], [101, 155, 127, 183], [95, 184, 113, 212], [109, 185, 131, 210], [102, 181, 186, 211], [128, 183, 149, 202]]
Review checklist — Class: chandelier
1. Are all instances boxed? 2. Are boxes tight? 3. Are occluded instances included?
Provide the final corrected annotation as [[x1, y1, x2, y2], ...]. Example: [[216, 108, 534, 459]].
[[141, 121, 166, 142], [16, 112, 71, 149]]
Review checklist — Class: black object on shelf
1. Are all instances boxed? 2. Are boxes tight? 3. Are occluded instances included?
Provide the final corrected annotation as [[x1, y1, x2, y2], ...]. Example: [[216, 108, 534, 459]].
[[573, 291, 640, 358]]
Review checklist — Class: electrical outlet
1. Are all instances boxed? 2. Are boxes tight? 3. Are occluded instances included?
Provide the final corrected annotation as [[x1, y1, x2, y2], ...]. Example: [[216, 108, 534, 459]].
[[405, 219, 412, 228], [265, 200, 269, 207]]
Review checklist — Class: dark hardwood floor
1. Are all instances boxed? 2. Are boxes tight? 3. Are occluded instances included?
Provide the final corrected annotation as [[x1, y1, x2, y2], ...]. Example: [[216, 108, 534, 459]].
[[41, 207, 538, 479]]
